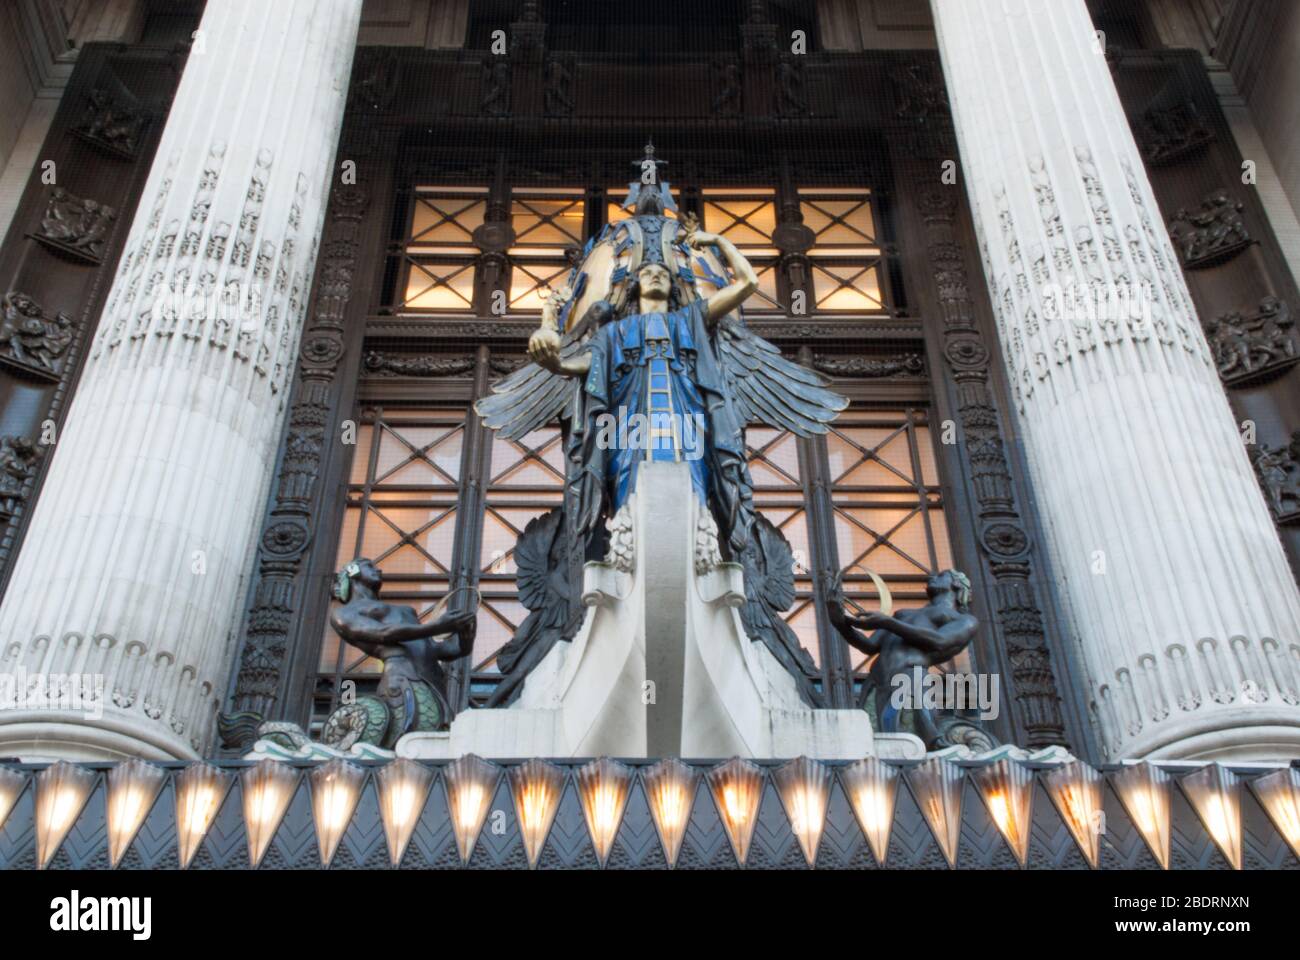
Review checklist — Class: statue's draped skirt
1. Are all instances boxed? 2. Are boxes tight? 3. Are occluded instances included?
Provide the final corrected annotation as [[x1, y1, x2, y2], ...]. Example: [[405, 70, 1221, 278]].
[[585, 306, 711, 509]]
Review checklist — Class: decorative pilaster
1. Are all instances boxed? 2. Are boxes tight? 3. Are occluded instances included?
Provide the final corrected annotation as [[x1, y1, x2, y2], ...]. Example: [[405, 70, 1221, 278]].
[[0, 0, 363, 759], [931, 0, 1300, 761]]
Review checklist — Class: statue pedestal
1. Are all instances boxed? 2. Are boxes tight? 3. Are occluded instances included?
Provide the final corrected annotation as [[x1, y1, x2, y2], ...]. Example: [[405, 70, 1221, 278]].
[[398, 462, 923, 761]]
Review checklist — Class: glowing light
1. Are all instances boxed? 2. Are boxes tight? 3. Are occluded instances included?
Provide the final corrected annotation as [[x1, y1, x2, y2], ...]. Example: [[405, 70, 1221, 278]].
[[1249, 767, 1300, 861], [971, 759, 1035, 867], [241, 760, 300, 869], [841, 758, 899, 865], [1042, 760, 1104, 868], [1111, 762, 1172, 870], [641, 758, 699, 869], [0, 767, 26, 834], [35, 762, 97, 870], [508, 759, 565, 869], [443, 754, 499, 865], [175, 763, 233, 869], [576, 757, 632, 868], [705, 758, 764, 866], [309, 759, 366, 868], [106, 759, 166, 869], [1180, 763, 1242, 870], [375, 758, 434, 867], [907, 756, 964, 868], [772, 757, 831, 867]]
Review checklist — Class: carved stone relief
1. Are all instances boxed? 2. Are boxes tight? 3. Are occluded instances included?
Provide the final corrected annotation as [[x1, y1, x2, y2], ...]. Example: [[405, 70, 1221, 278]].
[[0, 437, 43, 521], [1252, 430, 1300, 525], [1203, 297, 1296, 386], [1168, 190, 1254, 268], [918, 187, 1067, 748], [29, 187, 117, 264], [0, 292, 74, 381], [72, 88, 146, 159]]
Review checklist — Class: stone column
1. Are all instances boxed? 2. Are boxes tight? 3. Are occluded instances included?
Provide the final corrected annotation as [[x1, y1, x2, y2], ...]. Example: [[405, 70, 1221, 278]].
[[931, 0, 1300, 761], [0, 0, 362, 759]]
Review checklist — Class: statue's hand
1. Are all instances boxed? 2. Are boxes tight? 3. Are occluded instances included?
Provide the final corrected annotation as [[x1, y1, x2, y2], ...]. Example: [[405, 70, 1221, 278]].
[[687, 228, 719, 250], [857, 611, 892, 631], [528, 326, 563, 372], [452, 612, 477, 641]]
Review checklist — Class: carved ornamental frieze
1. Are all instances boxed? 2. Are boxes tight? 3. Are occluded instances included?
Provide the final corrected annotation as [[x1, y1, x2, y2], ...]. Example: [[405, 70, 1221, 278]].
[[918, 187, 1067, 748], [1139, 99, 1214, 167], [1168, 190, 1254, 269], [72, 88, 146, 160], [0, 292, 75, 381], [28, 187, 118, 264], [811, 353, 926, 378], [363, 351, 476, 377], [1203, 297, 1297, 386], [0, 436, 42, 521], [1252, 431, 1300, 526]]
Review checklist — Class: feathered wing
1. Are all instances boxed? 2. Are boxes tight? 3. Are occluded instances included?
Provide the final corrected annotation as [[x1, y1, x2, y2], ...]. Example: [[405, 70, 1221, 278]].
[[713, 316, 848, 436], [474, 332, 587, 441], [513, 508, 565, 615]]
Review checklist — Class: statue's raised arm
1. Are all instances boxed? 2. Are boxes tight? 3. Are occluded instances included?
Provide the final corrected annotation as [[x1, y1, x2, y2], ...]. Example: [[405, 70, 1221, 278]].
[[682, 213, 759, 324]]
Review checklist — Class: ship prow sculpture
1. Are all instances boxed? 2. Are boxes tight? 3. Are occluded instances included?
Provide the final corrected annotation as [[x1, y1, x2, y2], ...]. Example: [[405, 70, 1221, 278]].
[[249, 146, 962, 762]]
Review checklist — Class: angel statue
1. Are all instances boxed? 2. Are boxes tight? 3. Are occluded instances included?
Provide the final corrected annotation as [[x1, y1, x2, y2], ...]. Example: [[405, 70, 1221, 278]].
[[475, 144, 846, 703]]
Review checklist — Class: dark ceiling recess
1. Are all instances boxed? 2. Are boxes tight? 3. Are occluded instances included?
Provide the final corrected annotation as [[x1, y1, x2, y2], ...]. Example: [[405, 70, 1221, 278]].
[[470, 0, 816, 55]]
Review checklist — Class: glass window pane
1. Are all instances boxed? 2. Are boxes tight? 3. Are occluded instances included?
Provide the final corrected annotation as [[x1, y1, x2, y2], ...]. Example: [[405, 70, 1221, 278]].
[[509, 261, 571, 311], [403, 261, 476, 310], [703, 199, 777, 247], [811, 263, 883, 311], [512, 196, 585, 246], [800, 196, 876, 245], [410, 195, 486, 245], [347, 425, 374, 485]]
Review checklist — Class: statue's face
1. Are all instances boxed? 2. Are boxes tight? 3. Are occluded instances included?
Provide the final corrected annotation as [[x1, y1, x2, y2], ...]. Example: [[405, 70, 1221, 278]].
[[927, 570, 955, 597], [354, 559, 383, 589], [638, 263, 672, 302]]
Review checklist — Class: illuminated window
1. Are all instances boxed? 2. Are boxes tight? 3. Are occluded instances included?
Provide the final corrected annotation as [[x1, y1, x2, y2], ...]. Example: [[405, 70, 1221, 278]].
[[476, 427, 567, 676], [399, 187, 486, 312], [703, 188, 780, 310], [315, 408, 468, 728], [511, 189, 585, 248], [508, 259, 573, 312], [742, 407, 956, 688], [800, 188, 886, 313], [747, 426, 819, 665], [402, 260, 476, 310], [823, 409, 955, 676], [508, 188, 585, 312]]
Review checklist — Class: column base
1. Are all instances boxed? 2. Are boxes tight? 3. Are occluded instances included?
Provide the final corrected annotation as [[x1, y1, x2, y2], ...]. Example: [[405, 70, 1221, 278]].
[[1125, 707, 1300, 762], [0, 711, 198, 761]]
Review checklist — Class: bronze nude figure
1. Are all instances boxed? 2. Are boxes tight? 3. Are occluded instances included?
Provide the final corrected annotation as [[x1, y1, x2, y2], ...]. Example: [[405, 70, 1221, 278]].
[[323, 559, 478, 750]]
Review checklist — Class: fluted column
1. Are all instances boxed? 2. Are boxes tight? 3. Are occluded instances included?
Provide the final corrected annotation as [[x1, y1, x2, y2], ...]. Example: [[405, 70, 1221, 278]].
[[932, 0, 1300, 761], [0, 0, 362, 759]]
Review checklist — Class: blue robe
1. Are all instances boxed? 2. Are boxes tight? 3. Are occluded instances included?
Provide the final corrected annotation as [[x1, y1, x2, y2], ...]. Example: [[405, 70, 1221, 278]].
[[568, 299, 756, 551]]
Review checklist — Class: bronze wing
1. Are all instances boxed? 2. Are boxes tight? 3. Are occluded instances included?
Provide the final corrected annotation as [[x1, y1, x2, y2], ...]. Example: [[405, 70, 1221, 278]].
[[714, 316, 848, 436], [474, 328, 588, 441]]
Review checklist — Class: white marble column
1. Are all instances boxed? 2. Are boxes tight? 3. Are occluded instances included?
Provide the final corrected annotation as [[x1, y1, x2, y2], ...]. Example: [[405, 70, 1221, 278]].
[[0, 0, 362, 759], [932, 0, 1300, 761]]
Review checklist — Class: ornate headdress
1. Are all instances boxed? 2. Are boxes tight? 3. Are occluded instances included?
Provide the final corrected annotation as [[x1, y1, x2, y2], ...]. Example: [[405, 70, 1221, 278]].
[[619, 141, 678, 268], [333, 560, 364, 603]]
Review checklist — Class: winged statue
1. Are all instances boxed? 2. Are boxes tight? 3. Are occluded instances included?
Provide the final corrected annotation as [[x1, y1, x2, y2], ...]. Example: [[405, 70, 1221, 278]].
[[476, 144, 847, 558], [475, 145, 846, 704]]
